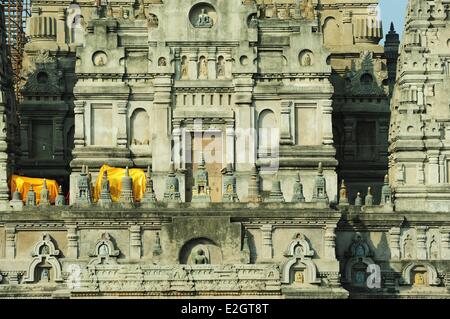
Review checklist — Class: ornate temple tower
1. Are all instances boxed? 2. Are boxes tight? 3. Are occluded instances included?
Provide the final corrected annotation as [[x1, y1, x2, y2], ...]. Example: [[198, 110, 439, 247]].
[[321, 0, 392, 204], [389, 0, 450, 212]]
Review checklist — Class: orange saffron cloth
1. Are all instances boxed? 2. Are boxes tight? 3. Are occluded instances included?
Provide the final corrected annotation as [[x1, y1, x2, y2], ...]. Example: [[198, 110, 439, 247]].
[[10, 175, 59, 204], [93, 165, 146, 203]]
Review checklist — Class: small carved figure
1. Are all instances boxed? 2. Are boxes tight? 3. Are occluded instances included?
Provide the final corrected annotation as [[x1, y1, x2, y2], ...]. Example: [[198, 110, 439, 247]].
[[99, 244, 109, 256], [41, 268, 50, 282], [158, 57, 167, 66], [199, 56, 208, 79], [355, 271, 365, 284], [414, 272, 425, 285], [40, 245, 50, 255], [192, 248, 209, 264], [196, 9, 213, 27], [181, 56, 189, 79], [355, 245, 365, 257], [303, 53, 312, 66], [249, 15, 258, 28], [294, 271, 304, 283], [300, 0, 315, 21], [217, 56, 225, 78]]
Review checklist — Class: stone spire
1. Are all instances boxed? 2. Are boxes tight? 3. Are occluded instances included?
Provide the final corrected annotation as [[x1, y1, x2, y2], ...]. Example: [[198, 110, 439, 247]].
[[76, 165, 93, 206], [222, 163, 239, 203], [247, 164, 262, 203], [311, 162, 329, 203], [266, 174, 285, 203], [26, 185, 36, 207], [384, 22, 400, 92], [55, 186, 66, 207], [338, 180, 349, 206], [192, 153, 211, 202], [354, 192, 363, 207], [119, 167, 134, 205], [291, 173, 305, 203], [10, 187, 24, 210], [39, 179, 50, 207], [381, 174, 393, 205], [163, 162, 181, 203], [98, 170, 113, 208], [141, 166, 157, 205], [364, 187, 374, 206]]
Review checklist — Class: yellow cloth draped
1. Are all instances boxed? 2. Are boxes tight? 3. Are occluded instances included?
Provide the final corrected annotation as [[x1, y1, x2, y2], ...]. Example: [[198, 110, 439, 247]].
[[10, 175, 59, 204], [93, 165, 146, 203]]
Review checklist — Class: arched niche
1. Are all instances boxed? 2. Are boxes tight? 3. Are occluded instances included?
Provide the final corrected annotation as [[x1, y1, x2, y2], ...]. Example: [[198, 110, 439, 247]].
[[400, 262, 441, 287], [179, 237, 223, 265], [281, 233, 320, 285], [323, 17, 340, 46], [130, 108, 150, 146], [258, 109, 278, 151], [23, 233, 63, 284]]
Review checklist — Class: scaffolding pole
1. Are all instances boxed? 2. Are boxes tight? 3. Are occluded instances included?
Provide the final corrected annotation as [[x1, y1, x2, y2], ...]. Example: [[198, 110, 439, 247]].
[[1, 0, 30, 100]]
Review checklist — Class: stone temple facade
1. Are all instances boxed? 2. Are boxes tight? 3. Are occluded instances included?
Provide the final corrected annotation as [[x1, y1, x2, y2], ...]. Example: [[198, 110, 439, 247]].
[[0, 0, 449, 298]]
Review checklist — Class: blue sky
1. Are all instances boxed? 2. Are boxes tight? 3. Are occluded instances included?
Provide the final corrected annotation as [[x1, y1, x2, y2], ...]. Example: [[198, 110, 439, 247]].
[[379, 0, 408, 44]]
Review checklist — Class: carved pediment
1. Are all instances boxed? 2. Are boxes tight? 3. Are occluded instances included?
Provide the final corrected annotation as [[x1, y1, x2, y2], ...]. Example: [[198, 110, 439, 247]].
[[21, 50, 63, 96], [344, 51, 388, 96]]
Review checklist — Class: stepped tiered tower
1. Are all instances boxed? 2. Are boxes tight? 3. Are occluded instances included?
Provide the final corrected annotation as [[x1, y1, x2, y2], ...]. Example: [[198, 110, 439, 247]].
[[0, 0, 449, 299], [389, 0, 450, 212]]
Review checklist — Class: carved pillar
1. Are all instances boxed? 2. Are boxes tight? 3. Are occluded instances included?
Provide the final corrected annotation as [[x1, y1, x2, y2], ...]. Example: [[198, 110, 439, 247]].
[[207, 49, 216, 80], [5, 226, 16, 259], [343, 10, 353, 45], [173, 120, 182, 169], [234, 75, 255, 172], [116, 101, 128, 148], [280, 101, 293, 145], [261, 224, 273, 260], [130, 225, 141, 259], [174, 49, 181, 80], [189, 53, 198, 80], [439, 156, 445, 184], [74, 101, 86, 147], [225, 120, 235, 166], [53, 117, 65, 160], [152, 75, 172, 170], [428, 154, 439, 185], [324, 224, 337, 260], [57, 7, 66, 44], [19, 117, 30, 158], [321, 100, 334, 145], [389, 227, 401, 260], [67, 225, 79, 259], [416, 226, 428, 260], [440, 228, 450, 259]]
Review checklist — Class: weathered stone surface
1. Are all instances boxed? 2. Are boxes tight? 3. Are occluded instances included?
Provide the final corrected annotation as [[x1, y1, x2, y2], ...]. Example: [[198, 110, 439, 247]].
[[0, 0, 448, 299]]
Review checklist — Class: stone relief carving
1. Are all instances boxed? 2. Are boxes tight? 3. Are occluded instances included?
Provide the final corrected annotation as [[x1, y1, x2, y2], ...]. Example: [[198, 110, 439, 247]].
[[300, 0, 315, 21], [343, 234, 377, 286], [299, 50, 313, 67], [281, 233, 320, 285], [401, 230, 416, 260], [88, 232, 120, 266], [92, 51, 108, 66], [198, 56, 208, 79], [196, 9, 213, 28], [400, 262, 441, 286], [23, 233, 63, 283], [344, 51, 388, 96], [180, 56, 189, 79]]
